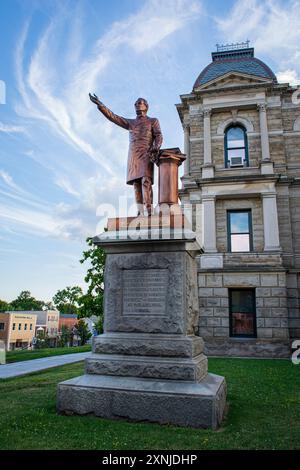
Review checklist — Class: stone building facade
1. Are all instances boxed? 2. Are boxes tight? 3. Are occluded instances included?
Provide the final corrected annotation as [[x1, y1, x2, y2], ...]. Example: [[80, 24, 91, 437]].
[[177, 43, 300, 357]]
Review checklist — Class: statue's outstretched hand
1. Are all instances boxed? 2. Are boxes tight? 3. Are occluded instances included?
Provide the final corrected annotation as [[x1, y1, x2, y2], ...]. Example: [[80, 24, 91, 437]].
[[89, 93, 101, 105]]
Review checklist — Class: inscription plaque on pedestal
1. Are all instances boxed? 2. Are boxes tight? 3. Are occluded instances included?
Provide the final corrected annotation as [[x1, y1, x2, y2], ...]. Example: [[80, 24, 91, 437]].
[[122, 268, 168, 316]]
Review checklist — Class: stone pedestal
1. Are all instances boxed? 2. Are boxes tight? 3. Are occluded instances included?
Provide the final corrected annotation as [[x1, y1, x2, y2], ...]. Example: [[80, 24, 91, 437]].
[[157, 148, 186, 206], [57, 219, 226, 429]]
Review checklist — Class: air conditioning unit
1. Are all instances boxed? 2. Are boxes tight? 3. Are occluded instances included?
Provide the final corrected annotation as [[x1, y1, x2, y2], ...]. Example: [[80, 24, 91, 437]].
[[229, 156, 244, 167]]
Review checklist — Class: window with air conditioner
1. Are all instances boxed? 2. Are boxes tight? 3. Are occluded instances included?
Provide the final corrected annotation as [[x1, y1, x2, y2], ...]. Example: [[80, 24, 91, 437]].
[[225, 125, 249, 168]]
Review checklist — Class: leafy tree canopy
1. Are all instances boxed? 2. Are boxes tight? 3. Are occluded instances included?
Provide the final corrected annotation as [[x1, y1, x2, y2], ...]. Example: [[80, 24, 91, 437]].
[[0, 299, 10, 312], [94, 316, 104, 335], [77, 237, 106, 320], [52, 286, 83, 314], [10, 291, 44, 311]]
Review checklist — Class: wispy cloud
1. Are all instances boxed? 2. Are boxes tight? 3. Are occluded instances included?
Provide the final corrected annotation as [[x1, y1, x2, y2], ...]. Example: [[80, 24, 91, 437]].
[[98, 0, 202, 53], [54, 176, 81, 198], [0, 168, 90, 240], [0, 168, 49, 207], [0, 198, 91, 241], [0, 122, 26, 134], [0, 170, 21, 191], [215, 0, 264, 42]]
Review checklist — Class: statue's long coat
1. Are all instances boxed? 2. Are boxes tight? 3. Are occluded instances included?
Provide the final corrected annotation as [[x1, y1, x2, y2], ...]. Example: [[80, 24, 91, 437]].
[[97, 102, 163, 184]]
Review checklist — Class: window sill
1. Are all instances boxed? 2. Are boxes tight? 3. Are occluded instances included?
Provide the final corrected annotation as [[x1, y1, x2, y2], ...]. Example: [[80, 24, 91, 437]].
[[229, 337, 257, 341], [216, 166, 259, 171]]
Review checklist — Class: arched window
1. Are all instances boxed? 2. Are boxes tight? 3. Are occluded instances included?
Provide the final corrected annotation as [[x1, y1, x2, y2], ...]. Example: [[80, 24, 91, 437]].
[[224, 125, 249, 168]]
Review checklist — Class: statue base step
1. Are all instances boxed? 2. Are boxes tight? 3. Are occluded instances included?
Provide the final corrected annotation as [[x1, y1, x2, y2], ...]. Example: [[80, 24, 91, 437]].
[[106, 213, 190, 232], [93, 333, 204, 357], [57, 373, 227, 430], [85, 353, 208, 382]]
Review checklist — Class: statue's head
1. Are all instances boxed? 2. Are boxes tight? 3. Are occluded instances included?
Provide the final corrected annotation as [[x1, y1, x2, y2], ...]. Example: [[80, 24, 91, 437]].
[[135, 97, 149, 114]]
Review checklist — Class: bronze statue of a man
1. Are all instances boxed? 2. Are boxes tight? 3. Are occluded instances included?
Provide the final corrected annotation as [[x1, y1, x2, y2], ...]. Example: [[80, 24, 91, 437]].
[[89, 94, 163, 216]]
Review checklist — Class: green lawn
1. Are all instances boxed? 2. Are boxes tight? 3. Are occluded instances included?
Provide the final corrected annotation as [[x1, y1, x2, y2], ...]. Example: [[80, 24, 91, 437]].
[[0, 358, 299, 450], [5, 345, 91, 363]]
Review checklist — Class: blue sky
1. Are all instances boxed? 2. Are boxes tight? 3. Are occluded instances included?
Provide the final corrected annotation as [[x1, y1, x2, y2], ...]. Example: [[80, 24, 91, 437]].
[[0, 0, 299, 302]]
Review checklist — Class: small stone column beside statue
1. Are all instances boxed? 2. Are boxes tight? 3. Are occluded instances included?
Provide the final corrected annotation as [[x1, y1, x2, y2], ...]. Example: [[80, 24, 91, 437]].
[[57, 96, 227, 429]]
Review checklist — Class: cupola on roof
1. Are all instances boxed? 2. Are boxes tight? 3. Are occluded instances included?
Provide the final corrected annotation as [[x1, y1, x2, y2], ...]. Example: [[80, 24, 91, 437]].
[[193, 42, 277, 89]]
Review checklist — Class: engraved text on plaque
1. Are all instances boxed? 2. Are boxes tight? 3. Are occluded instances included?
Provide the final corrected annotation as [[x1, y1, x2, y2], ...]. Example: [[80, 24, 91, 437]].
[[122, 268, 168, 315]]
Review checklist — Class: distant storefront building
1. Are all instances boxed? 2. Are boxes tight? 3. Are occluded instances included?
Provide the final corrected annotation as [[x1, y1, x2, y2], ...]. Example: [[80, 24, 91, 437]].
[[59, 313, 78, 331], [0, 311, 37, 350], [34, 310, 60, 346], [59, 314, 79, 346]]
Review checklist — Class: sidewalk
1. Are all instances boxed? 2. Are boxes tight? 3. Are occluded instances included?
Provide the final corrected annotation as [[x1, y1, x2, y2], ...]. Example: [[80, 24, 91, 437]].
[[0, 352, 91, 379]]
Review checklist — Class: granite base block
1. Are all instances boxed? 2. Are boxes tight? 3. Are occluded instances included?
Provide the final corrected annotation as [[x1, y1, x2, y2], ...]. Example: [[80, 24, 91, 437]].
[[93, 333, 204, 358], [85, 353, 208, 382], [57, 373, 227, 429]]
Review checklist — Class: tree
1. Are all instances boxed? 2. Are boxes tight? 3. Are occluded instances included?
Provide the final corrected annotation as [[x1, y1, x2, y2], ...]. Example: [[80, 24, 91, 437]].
[[77, 293, 103, 319], [0, 300, 9, 312], [75, 319, 92, 346], [53, 286, 83, 314], [57, 303, 78, 315], [94, 316, 104, 335], [42, 301, 55, 310], [10, 291, 44, 311], [59, 325, 71, 347], [78, 237, 106, 320], [35, 328, 50, 349]]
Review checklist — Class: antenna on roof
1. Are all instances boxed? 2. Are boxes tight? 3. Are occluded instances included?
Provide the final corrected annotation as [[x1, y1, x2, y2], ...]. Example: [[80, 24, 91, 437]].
[[215, 40, 250, 52]]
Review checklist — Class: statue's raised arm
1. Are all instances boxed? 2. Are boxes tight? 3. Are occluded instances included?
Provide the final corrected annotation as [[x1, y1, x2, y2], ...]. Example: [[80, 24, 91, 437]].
[[89, 93, 129, 130]]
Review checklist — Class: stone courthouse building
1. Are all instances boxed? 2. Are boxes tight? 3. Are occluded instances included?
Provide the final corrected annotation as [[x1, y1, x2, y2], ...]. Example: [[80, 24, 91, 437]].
[[177, 42, 300, 357]]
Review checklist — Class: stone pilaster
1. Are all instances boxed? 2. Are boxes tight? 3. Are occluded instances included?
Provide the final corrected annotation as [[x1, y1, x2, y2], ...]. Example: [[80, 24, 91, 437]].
[[262, 192, 281, 251], [202, 196, 217, 252], [258, 103, 274, 174], [258, 103, 271, 160], [183, 123, 190, 176], [202, 108, 214, 178], [200, 195, 223, 268]]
